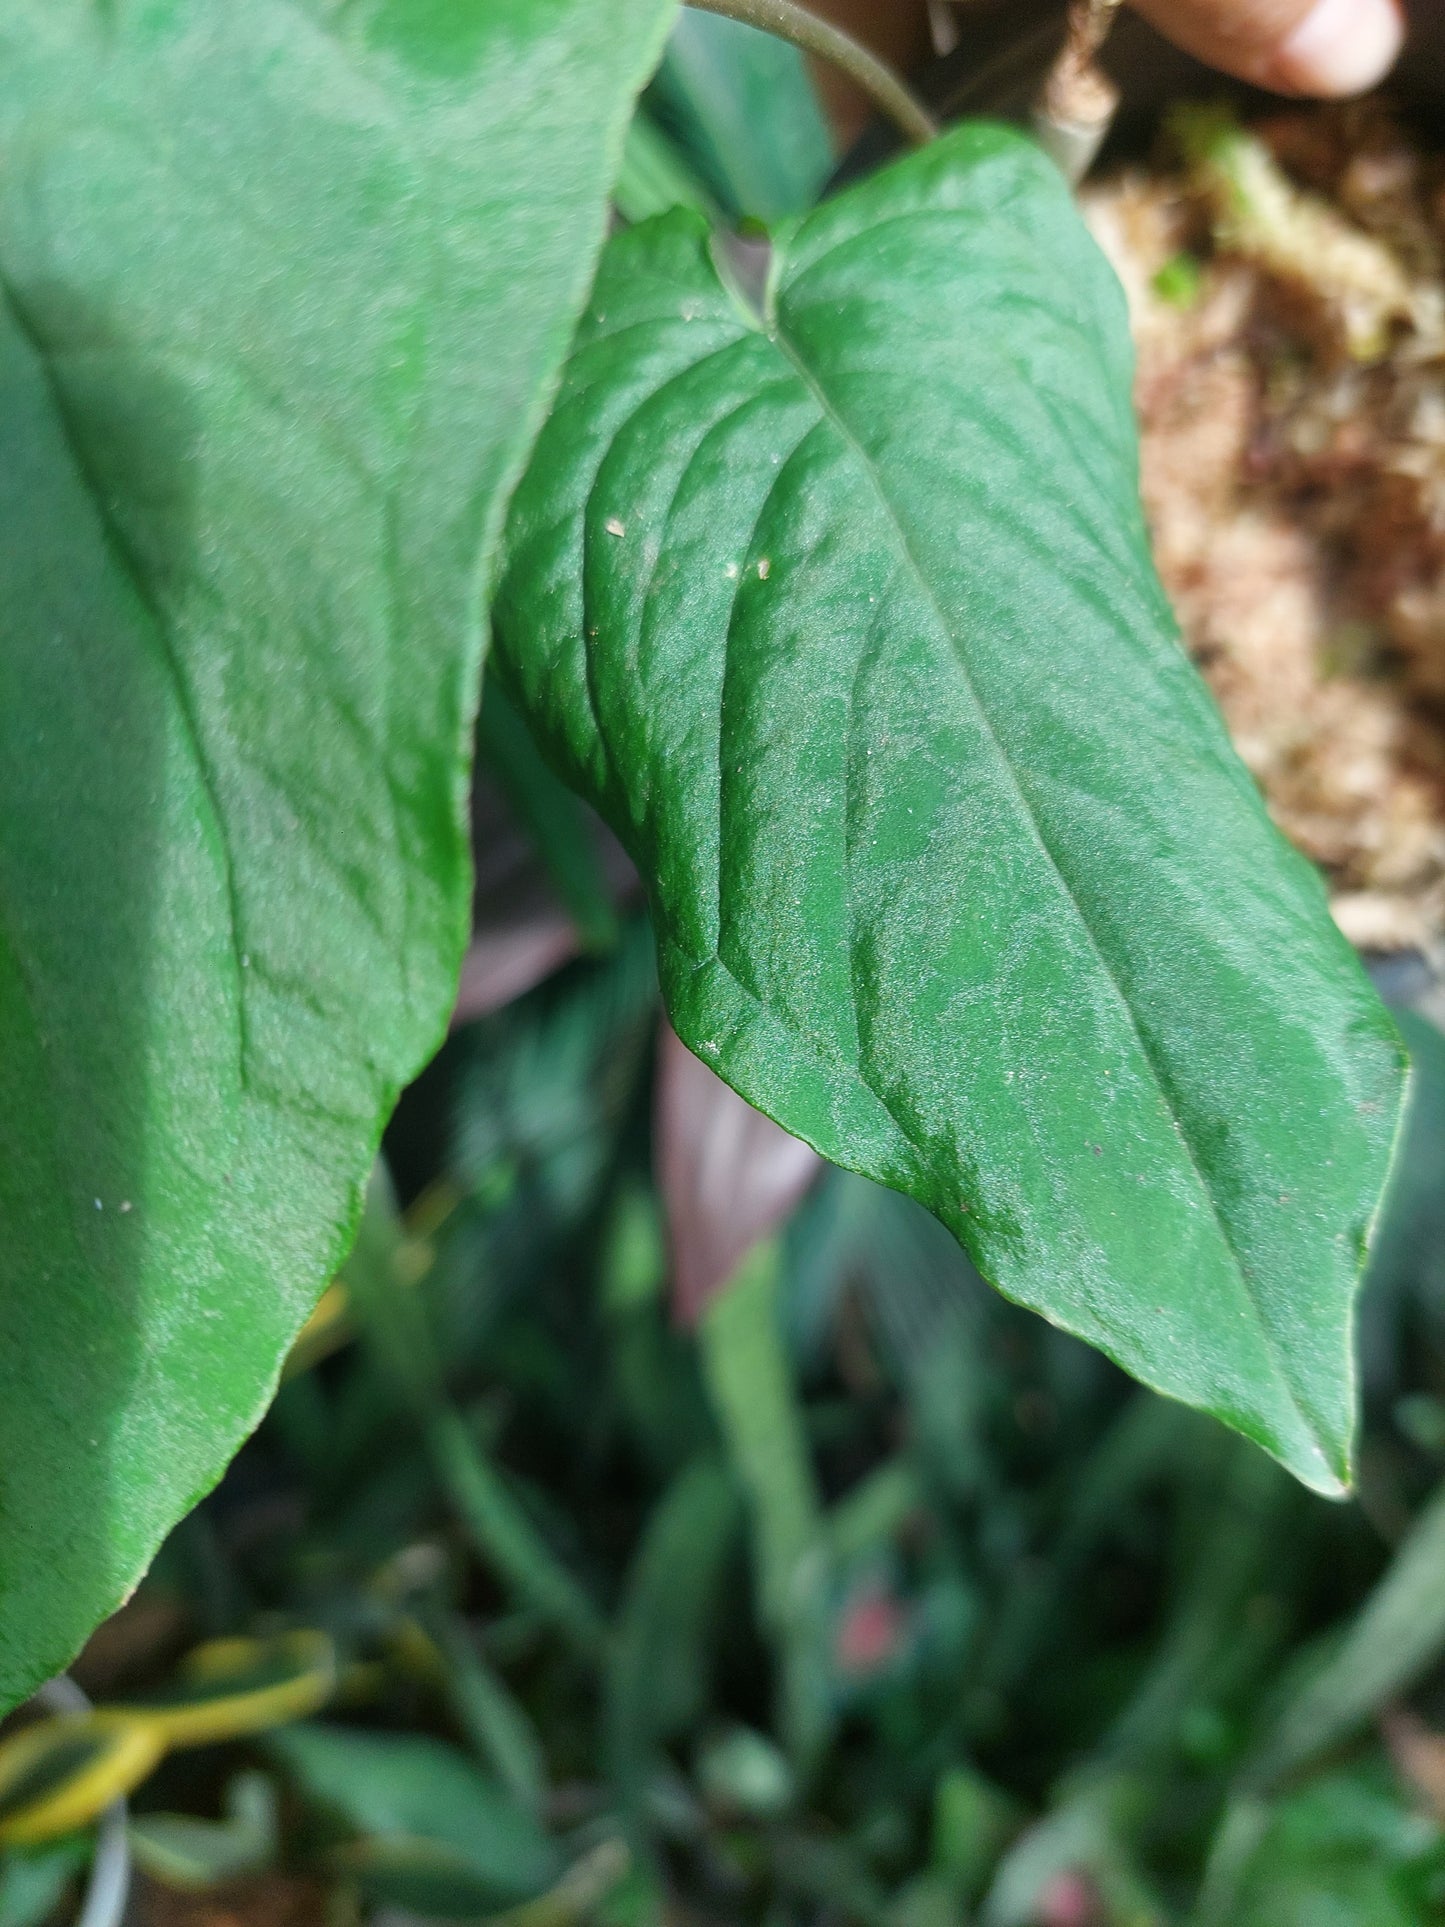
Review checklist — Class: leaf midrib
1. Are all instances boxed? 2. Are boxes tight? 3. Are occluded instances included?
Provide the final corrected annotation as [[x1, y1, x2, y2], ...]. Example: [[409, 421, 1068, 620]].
[[756, 250, 1328, 1474]]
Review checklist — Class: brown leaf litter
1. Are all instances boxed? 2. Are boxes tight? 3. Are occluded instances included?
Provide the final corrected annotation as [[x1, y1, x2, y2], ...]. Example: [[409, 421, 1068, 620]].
[[1084, 100, 1445, 955]]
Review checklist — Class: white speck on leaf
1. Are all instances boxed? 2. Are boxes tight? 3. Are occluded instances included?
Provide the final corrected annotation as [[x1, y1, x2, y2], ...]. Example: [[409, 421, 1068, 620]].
[[757, 558, 771, 580], [605, 517, 625, 538]]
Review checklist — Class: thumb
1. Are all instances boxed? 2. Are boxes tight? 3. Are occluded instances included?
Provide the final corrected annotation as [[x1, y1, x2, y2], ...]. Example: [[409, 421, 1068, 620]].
[[1130, 0, 1405, 95]]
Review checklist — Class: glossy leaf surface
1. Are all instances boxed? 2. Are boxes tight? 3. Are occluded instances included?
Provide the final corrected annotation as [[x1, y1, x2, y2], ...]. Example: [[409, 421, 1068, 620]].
[[496, 124, 1406, 1493], [0, 0, 673, 1711]]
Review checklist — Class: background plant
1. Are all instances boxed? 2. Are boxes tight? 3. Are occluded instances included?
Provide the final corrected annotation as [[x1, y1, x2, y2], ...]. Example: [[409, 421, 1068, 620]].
[[0, 8, 1433, 1919]]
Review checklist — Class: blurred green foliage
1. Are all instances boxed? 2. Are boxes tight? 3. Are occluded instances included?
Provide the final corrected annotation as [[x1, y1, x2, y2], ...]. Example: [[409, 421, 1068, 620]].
[[4, 906, 1437, 1923]]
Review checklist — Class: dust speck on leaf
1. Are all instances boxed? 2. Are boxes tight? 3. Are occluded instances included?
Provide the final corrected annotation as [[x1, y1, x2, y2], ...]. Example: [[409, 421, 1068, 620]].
[[757, 557, 771, 580], [605, 517, 625, 538]]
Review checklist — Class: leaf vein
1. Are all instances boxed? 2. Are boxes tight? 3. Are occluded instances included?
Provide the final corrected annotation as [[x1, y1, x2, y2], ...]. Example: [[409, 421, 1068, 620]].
[[763, 285, 1320, 1458]]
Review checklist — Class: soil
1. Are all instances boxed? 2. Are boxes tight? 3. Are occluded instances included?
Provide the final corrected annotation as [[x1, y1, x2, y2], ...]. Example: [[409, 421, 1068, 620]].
[[130, 1873, 329, 1927], [1083, 100, 1445, 955]]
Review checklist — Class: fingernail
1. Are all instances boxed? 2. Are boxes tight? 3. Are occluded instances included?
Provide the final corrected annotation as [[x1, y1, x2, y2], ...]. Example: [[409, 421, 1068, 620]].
[[1272, 0, 1404, 96]]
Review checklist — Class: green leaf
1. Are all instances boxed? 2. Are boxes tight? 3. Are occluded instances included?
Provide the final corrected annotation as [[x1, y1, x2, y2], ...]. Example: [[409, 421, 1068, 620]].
[[615, 113, 720, 227], [697, 1243, 831, 1762], [494, 123, 1406, 1494], [270, 1723, 560, 1913], [129, 1771, 278, 1890], [0, 1841, 86, 1927], [606, 1457, 741, 1823], [645, 9, 834, 224], [1230, 1768, 1439, 1927], [1247, 1474, 1445, 1790], [0, 0, 675, 1713], [421, 1607, 549, 1819]]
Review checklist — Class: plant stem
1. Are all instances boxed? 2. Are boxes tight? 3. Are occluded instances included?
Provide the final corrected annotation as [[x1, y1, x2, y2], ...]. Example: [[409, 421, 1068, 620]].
[[1032, 0, 1123, 184], [685, 0, 938, 148], [698, 1241, 831, 1767]]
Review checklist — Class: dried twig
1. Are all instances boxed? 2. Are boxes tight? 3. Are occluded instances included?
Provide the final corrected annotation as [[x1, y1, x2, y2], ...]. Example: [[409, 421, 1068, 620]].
[[1032, 0, 1124, 185]]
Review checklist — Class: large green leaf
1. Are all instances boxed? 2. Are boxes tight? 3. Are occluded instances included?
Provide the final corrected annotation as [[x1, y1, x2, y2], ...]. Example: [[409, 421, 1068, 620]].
[[0, 0, 674, 1711], [495, 123, 1406, 1494]]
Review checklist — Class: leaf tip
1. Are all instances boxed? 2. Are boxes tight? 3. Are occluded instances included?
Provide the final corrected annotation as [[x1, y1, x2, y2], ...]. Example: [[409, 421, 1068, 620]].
[[1269, 1400, 1354, 1501]]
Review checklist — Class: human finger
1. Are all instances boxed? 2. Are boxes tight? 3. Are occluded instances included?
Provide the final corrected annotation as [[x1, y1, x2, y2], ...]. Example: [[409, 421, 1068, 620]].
[[1130, 0, 1405, 96]]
